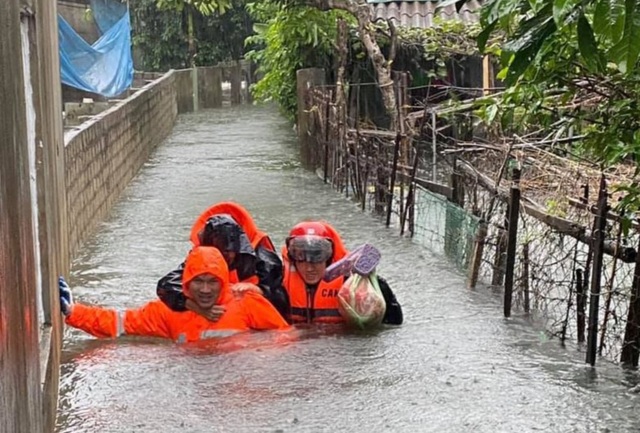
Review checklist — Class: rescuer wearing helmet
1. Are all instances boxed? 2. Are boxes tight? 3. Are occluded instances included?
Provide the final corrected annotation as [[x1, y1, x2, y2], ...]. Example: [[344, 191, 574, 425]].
[[283, 221, 403, 325]]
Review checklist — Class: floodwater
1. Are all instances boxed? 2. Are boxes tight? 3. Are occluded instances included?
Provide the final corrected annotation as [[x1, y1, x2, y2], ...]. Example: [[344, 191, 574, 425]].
[[57, 105, 640, 433]]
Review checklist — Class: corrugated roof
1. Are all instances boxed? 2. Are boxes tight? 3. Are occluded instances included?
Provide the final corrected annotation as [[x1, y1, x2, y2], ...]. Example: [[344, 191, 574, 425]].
[[369, 0, 481, 28]]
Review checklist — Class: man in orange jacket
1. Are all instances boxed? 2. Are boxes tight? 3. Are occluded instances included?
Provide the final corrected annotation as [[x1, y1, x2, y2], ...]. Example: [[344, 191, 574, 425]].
[[282, 221, 403, 325], [156, 202, 290, 321], [60, 246, 290, 343]]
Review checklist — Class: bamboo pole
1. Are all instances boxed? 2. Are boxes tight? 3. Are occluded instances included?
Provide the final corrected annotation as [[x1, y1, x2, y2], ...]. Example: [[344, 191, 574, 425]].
[[586, 175, 608, 366], [522, 242, 530, 313], [598, 220, 623, 355], [468, 221, 488, 289], [620, 236, 640, 367], [504, 167, 521, 317]]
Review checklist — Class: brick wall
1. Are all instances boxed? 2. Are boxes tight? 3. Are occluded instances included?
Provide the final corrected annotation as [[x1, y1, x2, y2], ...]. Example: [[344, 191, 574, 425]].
[[64, 71, 179, 257]]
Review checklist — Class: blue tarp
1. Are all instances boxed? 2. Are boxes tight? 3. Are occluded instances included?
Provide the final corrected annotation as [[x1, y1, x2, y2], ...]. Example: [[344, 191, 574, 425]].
[[59, 1, 133, 97], [91, 0, 128, 34]]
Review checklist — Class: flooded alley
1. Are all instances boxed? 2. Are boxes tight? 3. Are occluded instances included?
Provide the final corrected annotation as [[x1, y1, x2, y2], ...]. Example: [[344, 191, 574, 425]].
[[57, 105, 640, 433]]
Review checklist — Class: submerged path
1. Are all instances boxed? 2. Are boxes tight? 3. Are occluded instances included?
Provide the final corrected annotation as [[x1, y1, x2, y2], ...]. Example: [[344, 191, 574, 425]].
[[57, 105, 640, 432]]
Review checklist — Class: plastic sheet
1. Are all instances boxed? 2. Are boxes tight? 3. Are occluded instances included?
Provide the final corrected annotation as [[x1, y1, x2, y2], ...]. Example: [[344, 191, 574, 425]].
[[58, 0, 133, 97]]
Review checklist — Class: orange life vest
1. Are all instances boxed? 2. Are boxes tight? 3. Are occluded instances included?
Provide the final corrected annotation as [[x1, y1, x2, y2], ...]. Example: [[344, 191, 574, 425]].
[[283, 260, 344, 323], [281, 221, 350, 324]]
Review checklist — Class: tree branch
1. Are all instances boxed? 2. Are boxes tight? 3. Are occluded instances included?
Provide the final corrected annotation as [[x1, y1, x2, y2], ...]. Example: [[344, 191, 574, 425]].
[[388, 18, 397, 64]]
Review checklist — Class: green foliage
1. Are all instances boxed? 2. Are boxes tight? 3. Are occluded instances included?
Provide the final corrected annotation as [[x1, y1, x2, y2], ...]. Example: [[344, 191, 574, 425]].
[[246, 7, 482, 120], [156, 0, 231, 15], [131, 0, 253, 71], [464, 0, 640, 217], [245, 1, 344, 119]]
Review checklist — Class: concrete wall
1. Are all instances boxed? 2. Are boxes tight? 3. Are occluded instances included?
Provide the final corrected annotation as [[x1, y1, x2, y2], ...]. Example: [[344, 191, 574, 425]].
[[198, 66, 223, 109], [64, 72, 179, 258], [57, 0, 99, 44], [174, 69, 195, 114]]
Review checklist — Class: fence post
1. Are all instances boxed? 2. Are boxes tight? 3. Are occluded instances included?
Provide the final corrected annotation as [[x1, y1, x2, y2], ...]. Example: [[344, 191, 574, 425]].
[[492, 228, 508, 286], [445, 158, 465, 260], [576, 268, 586, 343], [386, 133, 401, 227], [323, 89, 332, 183], [296, 68, 325, 169], [522, 242, 530, 314], [191, 67, 199, 111], [586, 175, 608, 366], [621, 238, 640, 367], [230, 60, 242, 105], [386, 73, 404, 227], [468, 221, 488, 289], [504, 167, 521, 317], [401, 147, 419, 236]]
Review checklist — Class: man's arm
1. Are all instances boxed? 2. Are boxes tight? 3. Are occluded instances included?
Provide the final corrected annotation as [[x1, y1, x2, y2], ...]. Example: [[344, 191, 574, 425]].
[[377, 276, 404, 325], [65, 301, 172, 339], [242, 291, 291, 331]]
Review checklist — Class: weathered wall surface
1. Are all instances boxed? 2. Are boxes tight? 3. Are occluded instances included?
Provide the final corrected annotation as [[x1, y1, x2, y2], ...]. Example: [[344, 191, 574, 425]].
[[198, 66, 223, 109], [57, 0, 99, 43], [174, 69, 195, 113], [0, 3, 43, 433], [36, 0, 70, 429], [1, 0, 68, 432], [64, 72, 179, 258]]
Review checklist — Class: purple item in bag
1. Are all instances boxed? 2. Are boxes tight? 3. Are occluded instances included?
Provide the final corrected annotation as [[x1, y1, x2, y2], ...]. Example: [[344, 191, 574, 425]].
[[323, 243, 381, 282]]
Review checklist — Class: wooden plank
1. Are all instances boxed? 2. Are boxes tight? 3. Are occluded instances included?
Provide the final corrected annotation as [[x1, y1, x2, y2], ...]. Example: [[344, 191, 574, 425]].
[[567, 196, 640, 229], [397, 171, 452, 200], [347, 128, 396, 139]]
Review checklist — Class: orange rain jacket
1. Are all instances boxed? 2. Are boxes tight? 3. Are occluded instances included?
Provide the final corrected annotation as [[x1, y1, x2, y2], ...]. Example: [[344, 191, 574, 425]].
[[66, 247, 291, 342], [190, 201, 275, 252], [282, 221, 349, 324], [157, 202, 290, 319]]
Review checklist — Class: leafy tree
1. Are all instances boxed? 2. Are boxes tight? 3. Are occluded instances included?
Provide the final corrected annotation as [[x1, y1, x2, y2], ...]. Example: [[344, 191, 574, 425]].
[[453, 0, 640, 216], [156, 0, 231, 14], [131, 0, 253, 70], [245, 1, 344, 118], [247, 0, 399, 124]]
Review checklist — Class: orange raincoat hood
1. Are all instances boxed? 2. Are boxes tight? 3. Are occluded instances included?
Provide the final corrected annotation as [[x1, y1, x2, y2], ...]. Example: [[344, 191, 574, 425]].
[[320, 221, 348, 263], [190, 202, 273, 250], [182, 246, 233, 305]]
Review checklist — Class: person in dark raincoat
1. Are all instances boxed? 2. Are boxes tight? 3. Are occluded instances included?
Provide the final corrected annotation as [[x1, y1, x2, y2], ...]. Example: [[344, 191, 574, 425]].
[[157, 202, 290, 321]]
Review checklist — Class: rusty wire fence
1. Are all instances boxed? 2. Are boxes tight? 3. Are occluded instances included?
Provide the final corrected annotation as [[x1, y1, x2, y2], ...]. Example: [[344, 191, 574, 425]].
[[299, 75, 640, 366]]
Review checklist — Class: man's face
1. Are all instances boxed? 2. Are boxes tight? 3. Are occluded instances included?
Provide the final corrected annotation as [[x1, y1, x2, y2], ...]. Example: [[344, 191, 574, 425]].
[[188, 274, 222, 309], [296, 260, 328, 285]]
